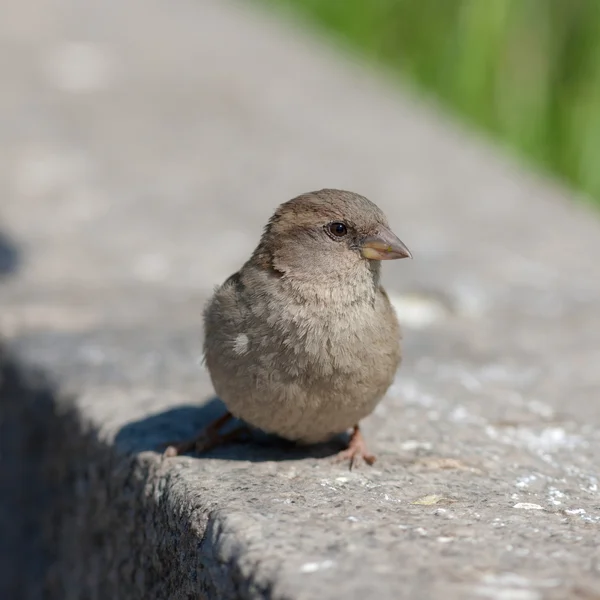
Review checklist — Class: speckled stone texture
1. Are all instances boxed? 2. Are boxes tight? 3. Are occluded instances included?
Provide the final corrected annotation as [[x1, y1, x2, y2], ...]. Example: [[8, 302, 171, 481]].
[[1, 0, 600, 598]]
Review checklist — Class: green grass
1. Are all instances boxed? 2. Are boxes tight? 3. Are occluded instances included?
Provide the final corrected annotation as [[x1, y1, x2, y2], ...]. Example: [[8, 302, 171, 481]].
[[266, 0, 600, 204]]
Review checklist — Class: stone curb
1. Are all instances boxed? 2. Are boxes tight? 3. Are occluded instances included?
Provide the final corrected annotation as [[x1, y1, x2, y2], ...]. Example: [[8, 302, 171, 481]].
[[2, 1, 600, 598]]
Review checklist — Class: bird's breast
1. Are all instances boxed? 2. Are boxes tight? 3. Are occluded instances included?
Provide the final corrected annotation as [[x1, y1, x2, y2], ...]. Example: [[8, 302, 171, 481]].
[[266, 294, 400, 380], [204, 279, 401, 441]]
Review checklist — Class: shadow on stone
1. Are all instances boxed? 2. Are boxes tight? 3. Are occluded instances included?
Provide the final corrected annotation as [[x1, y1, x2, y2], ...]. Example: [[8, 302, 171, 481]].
[[0, 345, 58, 600], [115, 396, 346, 462], [0, 344, 272, 598], [0, 231, 20, 278]]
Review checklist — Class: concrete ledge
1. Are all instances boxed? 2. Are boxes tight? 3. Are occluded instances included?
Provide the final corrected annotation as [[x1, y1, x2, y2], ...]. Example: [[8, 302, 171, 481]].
[[2, 0, 600, 598]]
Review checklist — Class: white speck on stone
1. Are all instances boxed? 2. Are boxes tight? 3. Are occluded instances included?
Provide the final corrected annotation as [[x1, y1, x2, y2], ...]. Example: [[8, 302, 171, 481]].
[[513, 503, 544, 510], [388, 292, 448, 329], [582, 515, 600, 523], [414, 527, 428, 536], [564, 508, 586, 515], [43, 41, 114, 92], [300, 560, 334, 573], [449, 405, 470, 422], [232, 333, 249, 355], [347, 516, 359, 522], [437, 536, 453, 543], [515, 474, 537, 489], [547, 488, 565, 506], [449, 404, 484, 424], [401, 440, 433, 451]]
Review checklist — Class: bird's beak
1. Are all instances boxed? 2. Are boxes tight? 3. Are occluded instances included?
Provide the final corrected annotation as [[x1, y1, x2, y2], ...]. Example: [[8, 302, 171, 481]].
[[360, 226, 413, 260]]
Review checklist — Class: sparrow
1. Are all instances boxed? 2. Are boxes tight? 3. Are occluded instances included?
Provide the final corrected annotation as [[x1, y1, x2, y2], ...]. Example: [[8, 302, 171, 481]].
[[164, 189, 412, 467]]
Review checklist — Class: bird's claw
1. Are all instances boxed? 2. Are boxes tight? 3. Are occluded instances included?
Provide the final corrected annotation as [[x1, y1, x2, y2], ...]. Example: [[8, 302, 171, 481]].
[[162, 414, 249, 458], [163, 433, 221, 457], [334, 426, 376, 470], [334, 447, 376, 470]]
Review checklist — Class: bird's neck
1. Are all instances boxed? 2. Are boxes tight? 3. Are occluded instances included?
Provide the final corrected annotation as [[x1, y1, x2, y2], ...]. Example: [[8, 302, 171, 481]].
[[282, 261, 380, 307], [251, 239, 381, 307]]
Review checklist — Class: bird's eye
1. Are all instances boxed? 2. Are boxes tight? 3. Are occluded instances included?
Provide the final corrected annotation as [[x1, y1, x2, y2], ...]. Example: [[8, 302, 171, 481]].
[[328, 222, 348, 237]]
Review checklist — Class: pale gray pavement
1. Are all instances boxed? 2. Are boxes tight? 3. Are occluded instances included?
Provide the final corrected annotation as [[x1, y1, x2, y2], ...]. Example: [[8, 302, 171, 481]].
[[1, 0, 600, 598]]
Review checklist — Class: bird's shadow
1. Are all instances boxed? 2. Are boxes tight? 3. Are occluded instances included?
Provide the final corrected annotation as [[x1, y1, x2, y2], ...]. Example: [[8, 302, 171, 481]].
[[115, 396, 347, 462]]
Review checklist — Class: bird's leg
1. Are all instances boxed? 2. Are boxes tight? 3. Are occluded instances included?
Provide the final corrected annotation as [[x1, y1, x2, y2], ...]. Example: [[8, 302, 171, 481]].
[[163, 411, 249, 457], [334, 425, 376, 470]]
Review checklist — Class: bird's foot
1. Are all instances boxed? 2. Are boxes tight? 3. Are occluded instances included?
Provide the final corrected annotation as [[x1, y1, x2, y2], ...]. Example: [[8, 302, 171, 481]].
[[162, 411, 249, 457], [334, 425, 376, 470]]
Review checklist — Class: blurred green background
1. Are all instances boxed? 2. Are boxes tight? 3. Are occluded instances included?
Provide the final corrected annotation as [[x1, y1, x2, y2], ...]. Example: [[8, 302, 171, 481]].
[[267, 0, 600, 205]]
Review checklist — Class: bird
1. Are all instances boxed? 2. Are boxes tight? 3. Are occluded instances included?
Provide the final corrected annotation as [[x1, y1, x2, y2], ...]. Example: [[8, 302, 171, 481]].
[[164, 189, 412, 468]]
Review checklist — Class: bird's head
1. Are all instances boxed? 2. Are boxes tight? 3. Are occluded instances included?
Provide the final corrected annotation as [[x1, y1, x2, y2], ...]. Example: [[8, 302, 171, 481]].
[[253, 189, 411, 299]]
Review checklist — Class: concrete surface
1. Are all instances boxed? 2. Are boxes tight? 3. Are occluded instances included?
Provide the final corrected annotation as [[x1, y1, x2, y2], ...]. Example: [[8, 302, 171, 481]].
[[1, 0, 600, 598]]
